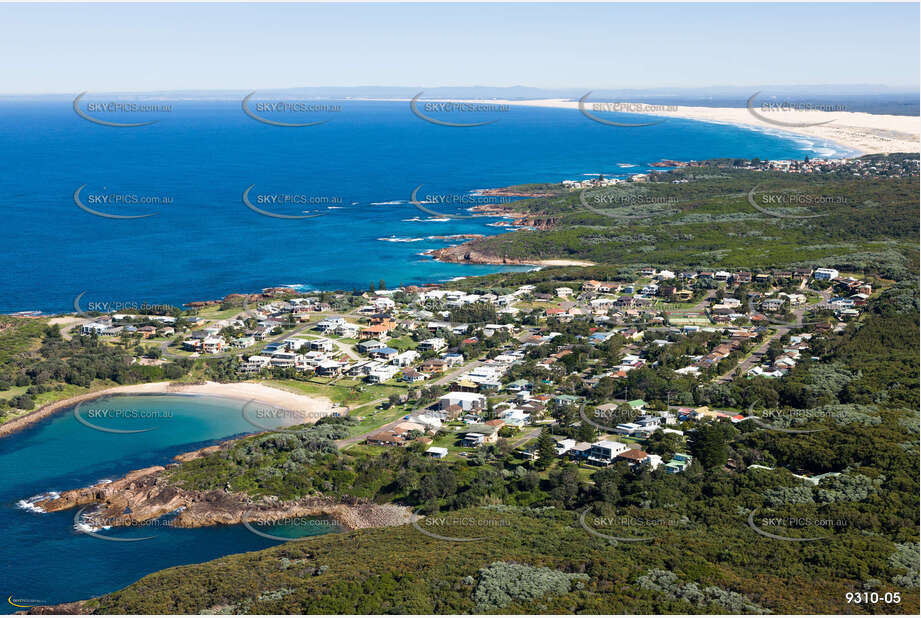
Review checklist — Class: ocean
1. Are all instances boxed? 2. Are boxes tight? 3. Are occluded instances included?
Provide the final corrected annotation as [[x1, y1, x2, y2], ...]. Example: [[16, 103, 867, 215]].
[[0, 99, 854, 610], [0, 395, 340, 613], [0, 99, 853, 314]]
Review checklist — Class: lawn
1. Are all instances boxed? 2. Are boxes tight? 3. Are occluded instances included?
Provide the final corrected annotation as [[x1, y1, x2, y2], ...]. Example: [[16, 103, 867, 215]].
[[194, 306, 243, 320], [342, 404, 416, 440], [386, 335, 417, 351], [0, 379, 115, 423], [266, 378, 403, 408]]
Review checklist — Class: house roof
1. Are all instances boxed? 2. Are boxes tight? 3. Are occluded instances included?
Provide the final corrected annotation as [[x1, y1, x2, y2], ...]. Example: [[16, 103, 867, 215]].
[[617, 449, 649, 461]]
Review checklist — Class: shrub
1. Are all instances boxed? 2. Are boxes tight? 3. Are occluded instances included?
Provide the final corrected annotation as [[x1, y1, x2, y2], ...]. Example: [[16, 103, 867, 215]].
[[471, 561, 589, 611]]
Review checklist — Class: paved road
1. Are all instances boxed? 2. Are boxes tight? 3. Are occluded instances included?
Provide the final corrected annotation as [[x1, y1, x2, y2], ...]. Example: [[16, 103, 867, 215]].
[[432, 359, 483, 385], [510, 426, 541, 448], [714, 287, 831, 383], [334, 358, 485, 448], [334, 398, 397, 448]]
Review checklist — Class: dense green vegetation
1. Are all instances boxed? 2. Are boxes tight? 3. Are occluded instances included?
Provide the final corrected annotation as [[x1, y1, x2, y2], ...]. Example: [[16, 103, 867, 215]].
[[103, 288, 919, 614], [454, 160, 918, 281], [20, 157, 920, 614], [0, 321, 190, 418]]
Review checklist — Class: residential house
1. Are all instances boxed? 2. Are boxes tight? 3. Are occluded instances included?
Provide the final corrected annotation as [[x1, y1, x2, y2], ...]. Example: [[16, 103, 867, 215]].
[[418, 338, 447, 352], [439, 392, 487, 412], [588, 440, 629, 465]]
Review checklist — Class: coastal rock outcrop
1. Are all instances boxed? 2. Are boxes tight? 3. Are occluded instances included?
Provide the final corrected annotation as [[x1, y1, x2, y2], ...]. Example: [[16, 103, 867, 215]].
[[427, 242, 532, 266], [33, 463, 414, 532]]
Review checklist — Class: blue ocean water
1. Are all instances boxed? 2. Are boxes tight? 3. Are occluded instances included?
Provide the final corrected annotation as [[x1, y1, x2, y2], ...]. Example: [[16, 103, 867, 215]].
[[0, 99, 854, 609], [0, 395, 339, 613], [0, 99, 851, 314]]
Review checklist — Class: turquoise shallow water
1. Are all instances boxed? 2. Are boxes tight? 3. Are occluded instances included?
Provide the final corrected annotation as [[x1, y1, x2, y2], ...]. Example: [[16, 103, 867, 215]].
[[0, 395, 339, 612], [0, 100, 853, 609], [0, 99, 850, 314]]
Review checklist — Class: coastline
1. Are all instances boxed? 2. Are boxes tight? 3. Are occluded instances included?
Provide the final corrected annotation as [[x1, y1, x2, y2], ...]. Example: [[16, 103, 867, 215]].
[[33, 459, 414, 531], [402, 97, 920, 156], [424, 244, 595, 268], [0, 380, 334, 440]]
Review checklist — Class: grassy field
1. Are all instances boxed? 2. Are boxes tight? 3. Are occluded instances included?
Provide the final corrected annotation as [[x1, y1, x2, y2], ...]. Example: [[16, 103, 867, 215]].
[[266, 378, 403, 408], [0, 380, 112, 423], [342, 404, 416, 440]]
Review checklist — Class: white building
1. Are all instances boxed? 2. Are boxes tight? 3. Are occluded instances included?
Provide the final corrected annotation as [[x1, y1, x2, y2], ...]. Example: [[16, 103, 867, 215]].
[[418, 338, 447, 352], [814, 268, 840, 280], [367, 364, 400, 383], [240, 355, 271, 372], [589, 440, 629, 464], [439, 392, 487, 411]]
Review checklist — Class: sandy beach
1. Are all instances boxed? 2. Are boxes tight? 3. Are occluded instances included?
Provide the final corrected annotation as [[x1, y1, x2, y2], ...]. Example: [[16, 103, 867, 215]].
[[413, 98, 920, 156], [537, 259, 596, 267], [0, 380, 333, 439]]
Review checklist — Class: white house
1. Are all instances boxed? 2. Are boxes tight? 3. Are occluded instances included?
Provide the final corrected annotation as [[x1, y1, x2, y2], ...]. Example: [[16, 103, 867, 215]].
[[308, 338, 334, 352], [814, 268, 840, 280], [439, 392, 487, 412], [418, 338, 447, 352], [392, 350, 420, 367], [240, 355, 271, 372], [367, 364, 400, 383], [588, 440, 629, 464]]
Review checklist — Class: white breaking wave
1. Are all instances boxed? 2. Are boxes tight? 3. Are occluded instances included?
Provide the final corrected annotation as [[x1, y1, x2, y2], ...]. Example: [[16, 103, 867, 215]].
[[402, 217, 450, 222], [378, 236, 425, 243], [16, 491, 60, 513], [370, 200, 406, 206], [73, 520, 112, 533]]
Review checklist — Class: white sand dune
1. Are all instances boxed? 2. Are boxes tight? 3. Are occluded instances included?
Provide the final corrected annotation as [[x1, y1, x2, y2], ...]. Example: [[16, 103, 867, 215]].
[[412, 98, 920, 156]]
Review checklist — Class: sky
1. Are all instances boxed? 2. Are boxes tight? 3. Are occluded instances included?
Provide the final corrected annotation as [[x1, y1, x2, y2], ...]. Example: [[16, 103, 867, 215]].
[[0, 2, 918, 94]]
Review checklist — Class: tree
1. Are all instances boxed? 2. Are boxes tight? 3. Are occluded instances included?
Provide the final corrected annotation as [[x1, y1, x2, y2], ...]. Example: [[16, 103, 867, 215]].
[[689, 422, 728, 470], [575, 420, 596, 442], [379, 279, 386, 291], [536, 428, 556, 469]]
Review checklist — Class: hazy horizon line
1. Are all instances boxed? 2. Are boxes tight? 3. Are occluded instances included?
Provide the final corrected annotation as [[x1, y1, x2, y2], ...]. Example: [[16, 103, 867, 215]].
[[2, 83, 919, 99]]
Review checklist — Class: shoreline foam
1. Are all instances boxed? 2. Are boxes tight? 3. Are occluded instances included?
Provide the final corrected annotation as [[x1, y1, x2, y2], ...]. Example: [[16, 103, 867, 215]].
[[0, 381, 334, 440], [384, 97, 920, 156]]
